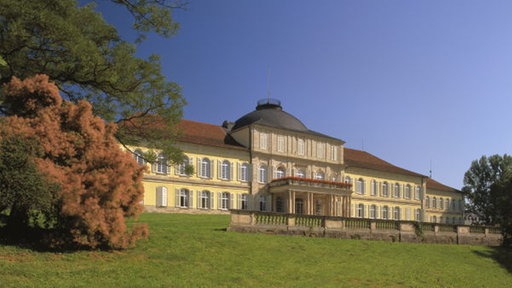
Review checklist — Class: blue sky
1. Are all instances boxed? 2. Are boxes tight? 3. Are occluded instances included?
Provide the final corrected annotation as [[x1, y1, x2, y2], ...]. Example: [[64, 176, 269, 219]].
[[99, 0, 512, 189]]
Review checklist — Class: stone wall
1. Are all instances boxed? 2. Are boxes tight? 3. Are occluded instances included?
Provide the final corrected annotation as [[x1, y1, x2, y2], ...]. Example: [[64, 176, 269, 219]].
[[228, 210, 503, 246]]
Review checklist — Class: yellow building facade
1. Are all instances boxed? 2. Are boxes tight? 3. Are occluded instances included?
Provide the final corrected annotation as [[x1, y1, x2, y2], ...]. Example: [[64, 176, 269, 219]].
[[134, 99, 464, 223]]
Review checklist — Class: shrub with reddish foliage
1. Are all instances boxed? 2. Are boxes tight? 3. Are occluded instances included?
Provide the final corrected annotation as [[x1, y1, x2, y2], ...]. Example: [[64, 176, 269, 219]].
[[1, 75, 148, 249]]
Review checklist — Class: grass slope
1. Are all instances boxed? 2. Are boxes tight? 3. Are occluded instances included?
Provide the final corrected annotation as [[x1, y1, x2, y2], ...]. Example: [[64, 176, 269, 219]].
[[0, 213, 511, 287]]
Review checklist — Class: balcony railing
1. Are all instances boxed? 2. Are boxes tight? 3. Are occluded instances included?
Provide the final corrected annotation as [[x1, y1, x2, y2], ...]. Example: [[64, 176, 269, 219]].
[[269, 177, 352, 190]]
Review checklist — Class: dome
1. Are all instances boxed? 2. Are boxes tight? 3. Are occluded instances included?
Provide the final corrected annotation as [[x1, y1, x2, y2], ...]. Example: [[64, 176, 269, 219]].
[[231, 99, 309, 132]]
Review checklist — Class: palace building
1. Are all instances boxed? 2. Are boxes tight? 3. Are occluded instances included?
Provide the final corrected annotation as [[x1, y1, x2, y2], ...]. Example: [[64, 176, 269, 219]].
[[133, 99, 464, 224]]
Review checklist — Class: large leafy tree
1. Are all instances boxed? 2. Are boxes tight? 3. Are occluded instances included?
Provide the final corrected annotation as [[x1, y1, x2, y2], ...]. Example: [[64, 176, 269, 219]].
[[0, 0, 186, 161], [462, 154, 512, 246], [1, 74, 148, 249]]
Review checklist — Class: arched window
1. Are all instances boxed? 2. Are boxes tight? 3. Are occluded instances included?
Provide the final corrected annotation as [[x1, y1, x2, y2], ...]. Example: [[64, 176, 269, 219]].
[[259, 164, 268, 183], [405, 185, 411, 199], [220, 192, 230, 210], [239, 162, 250, 182], [370, 205, 377, 219], [440, 197, 444, 209], [259, 195, 266, 211], [394, 207, 400, 220], [177, 155, 189, 175], [314, 171, 325, 180], [296, 169, 305, 178], [200, 158, 211, 178], [275, 166, 286, 179], [370, 180, 378, 196], [415, 186, 421, 199], [199, 190, 211, 209], [156, 153, 168, 174], [344, 176, 352, 184], [220, 160, 231, 180], [356, 178, 365, 194], [357, 203, 365, 218], [178, 188, 190, 208], [382, 182, 389, 197], [382, 206, 389, 220], [445, 198, 450, 210], [134, 149, 145, 166], [426, 196, 431, 208], [433, 197, 437, 209], [393, 183, 400, 198]]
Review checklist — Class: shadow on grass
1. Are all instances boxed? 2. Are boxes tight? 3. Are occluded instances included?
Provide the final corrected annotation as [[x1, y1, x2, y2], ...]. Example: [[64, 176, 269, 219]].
[[473, 246, 512, 274], [0, 226, 104, 253]]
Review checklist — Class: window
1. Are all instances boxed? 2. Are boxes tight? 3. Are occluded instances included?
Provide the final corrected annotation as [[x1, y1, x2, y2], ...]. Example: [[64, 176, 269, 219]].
[[276, 197, 284, 212], [356, 178, 365, 194], [433, 197, 437, 209], [296, 169, 305, 178], [259, 195, 266, 211], [177, 189, 190, 208], [445, 199, 450, 210], [275, 166, 286, 179], [330, 145, 338, 161], [415, 209, 421, 221], [382, 206, 389, 220], [239, 163, 250, 182], [220, 192, 230, 210], [370, 180, 378, 196], [314, 171, 325, 180], [382, 182, 389, 197], [220, 160, 231, 180], [156, 186, 168, 207], [317, 143, 325, 159], [295, 198, 304, 214], [344, 176, 352, 184], [199, 190, 211, 209], [277, 135, 285, 152], [415, 186, 421, 200], [426, 196, 431, 208], [156, 153, 168, 174], [356, 204, 365, 218], [177, 156, 189, 175], [370, 205, 377, 219], [239, 194, 248, 210], [134, 149, 145, 166], [297, 139, 305, 156], [405, 185, 411, 199], [200, 158, 211, 178], [432, 216, 437, 223], [394, 207, 400, 220], [315, 200, 322, 215], [440, 197, 444, 209], [259, 165, 268, 183], [393, 183, 400, 198], [260, 133, 268, 150]]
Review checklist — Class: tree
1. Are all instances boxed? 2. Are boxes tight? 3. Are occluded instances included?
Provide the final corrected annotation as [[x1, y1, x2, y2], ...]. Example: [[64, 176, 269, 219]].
[[0, 0, 186, 162], [462, 154, 512, 246], [1, 75, 148, 249]]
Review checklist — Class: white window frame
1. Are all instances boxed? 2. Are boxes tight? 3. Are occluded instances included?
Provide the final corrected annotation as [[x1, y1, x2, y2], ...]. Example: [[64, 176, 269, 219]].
[[382, 206, 389, 220], [177, 156, 189, 176], [275, 167, 286, 179], [200, 158, 211, 178], [393, 183, 400, 198], [415, 185, 421, 200], [405, 185, 411, 199], [239, 163, 250, 182], [314, 171, 325, 180], [220, 192, 230, 210], [134, 149, 145, 166], [370, 205, 377, 219], [259, 165, 268, 183], [156, 153, 168, 174], [382, 182, 389, 197], [394, 207, 400, 220], [357, 204, 364, 218], [178, 189, 189, 208], [220, 160, 230, 180], [296, 169, 305, 178], [199, 190, 211, 209]]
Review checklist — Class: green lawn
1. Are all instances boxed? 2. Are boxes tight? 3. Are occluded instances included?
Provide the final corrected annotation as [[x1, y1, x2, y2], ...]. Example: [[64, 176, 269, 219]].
[[0, 213, 511, 287]]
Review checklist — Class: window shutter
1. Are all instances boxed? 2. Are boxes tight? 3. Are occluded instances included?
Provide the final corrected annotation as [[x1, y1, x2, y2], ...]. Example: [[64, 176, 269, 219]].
[[189, 190, 193, 208], [229, 193, 234, 210], [174, 164, 179, 175], [175, 189, 180, 207], [217, 192, 222, 210], [196, 190, 200, 208], [210, 160, 214, 179], [236, 194, 240, 209], [237, 163, 241, 181], [217, 160, 222, 179], [197, 158, 201, 177], [266, 195, 272, 211], [230, 162, 234, 180]]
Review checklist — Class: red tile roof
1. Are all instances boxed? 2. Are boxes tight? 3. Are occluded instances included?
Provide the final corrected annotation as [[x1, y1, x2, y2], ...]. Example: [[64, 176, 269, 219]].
[[177, 119, 246, 150], [344, 148, 426, 178], [426, 178, 460, 193]]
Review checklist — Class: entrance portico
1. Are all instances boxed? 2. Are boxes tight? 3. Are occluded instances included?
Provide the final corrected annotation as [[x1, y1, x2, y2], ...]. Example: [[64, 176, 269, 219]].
[[269, 177, 352, 217]]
